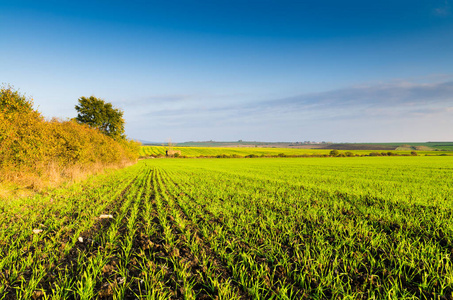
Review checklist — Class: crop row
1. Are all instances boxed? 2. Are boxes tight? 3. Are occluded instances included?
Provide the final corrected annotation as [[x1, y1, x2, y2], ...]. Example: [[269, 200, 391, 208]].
[[1, 157, 452, 299], [151, 158, 453, 299]]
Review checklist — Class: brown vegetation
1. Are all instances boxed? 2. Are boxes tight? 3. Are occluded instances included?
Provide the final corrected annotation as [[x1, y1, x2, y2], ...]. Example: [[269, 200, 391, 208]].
[[323, 143, 396, 150], [166, 149, 182, 157]]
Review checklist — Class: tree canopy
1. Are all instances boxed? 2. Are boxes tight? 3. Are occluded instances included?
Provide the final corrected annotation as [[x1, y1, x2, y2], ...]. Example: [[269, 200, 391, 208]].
[[75, 96, 125, 140]]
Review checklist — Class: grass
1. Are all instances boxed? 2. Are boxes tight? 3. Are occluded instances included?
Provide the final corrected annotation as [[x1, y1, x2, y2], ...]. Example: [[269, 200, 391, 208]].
[[0, 161, 135, 201], [1, 156, 452, 299]]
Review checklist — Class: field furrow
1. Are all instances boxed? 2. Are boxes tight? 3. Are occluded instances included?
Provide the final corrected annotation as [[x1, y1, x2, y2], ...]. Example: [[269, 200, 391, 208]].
[[158, 169, 249, 299], [1, 157, 452, 299], [1, 166, 142, 299]]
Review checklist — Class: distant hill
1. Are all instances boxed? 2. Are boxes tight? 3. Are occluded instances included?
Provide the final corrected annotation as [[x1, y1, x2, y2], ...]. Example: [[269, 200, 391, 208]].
[[137, 140, 163, 145], [176, 141, 330, 148]]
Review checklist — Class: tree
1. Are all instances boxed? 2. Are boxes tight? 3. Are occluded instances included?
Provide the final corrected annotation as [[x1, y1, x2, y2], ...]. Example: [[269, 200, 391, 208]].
[[75, 96, 125, 140]]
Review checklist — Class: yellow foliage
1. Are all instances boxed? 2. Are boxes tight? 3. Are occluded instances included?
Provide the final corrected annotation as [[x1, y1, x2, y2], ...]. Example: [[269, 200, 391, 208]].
[[0, 86, 141, 196]]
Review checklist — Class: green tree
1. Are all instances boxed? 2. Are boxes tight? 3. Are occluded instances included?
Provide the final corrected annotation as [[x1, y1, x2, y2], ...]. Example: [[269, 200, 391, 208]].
[[75, 96, 125, 140]]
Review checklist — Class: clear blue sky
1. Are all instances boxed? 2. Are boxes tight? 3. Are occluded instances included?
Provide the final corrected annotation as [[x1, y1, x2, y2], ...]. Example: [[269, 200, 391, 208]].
[[1, 0, 453, 142]]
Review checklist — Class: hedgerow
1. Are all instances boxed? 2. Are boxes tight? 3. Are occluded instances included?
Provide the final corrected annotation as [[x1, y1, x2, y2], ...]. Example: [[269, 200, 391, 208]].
[[0, 86, 140, 193]]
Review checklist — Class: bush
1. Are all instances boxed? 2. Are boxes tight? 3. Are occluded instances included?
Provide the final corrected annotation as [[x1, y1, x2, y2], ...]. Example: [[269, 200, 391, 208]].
[[0, 87, 47, 168], [330, 150, 339, 157], [0, 86, 140, 192], [0, 85, 34, 114]]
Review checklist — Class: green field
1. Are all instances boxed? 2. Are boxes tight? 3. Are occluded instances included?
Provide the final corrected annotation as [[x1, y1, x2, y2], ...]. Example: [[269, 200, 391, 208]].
[[140, 145, 333, 157], [1, 157, 452, 299], [140, 145, 453, 157]]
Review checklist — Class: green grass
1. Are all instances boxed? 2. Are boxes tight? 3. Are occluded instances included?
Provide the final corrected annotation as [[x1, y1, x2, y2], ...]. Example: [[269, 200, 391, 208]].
[[140, 145, 453, 157], [1, 156, 452, 299]]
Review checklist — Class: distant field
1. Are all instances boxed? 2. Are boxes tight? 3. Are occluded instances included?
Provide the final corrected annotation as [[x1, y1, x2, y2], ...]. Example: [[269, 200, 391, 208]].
[[2, 157, 452, 298], [140, 145, 334, 157], [170, 141, 453, 151], [139, 145, 453, 157]]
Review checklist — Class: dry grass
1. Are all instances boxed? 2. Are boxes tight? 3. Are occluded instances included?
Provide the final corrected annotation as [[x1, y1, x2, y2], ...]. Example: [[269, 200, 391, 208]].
[[0, 160, 135, 200]]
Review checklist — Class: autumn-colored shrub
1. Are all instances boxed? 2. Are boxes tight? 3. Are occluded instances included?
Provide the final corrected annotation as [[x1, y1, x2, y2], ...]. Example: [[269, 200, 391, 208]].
[[0, 87, 47, 170], [0, 86, 140, 195]]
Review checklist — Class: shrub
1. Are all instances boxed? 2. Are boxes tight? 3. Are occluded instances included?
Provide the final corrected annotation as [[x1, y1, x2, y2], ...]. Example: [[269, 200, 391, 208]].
[[0, 87, 47, 169], [329, 150, 339, 157], [0, 86, 140, 193], [0, 85, 34, 114]]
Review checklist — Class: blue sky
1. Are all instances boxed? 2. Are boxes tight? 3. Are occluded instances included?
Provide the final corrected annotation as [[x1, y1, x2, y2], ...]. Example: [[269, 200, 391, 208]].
[[1, 0, 453, 142]]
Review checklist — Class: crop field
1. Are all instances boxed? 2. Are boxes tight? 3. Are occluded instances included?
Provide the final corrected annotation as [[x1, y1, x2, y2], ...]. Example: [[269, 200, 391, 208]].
[[140, 146, 333, 157], [1, 157, 453, 299], [139, 145, 453, 158]]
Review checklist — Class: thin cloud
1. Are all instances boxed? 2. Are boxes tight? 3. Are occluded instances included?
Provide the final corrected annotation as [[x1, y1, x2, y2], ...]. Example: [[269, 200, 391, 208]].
[[262, 81, 453, 118], [134, 80, 453, 128], [434, 0, 451, 16]]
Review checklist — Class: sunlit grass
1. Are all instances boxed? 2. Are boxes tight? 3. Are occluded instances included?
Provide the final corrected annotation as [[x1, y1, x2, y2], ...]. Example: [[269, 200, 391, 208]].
[[1, 156, 452, 299]]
